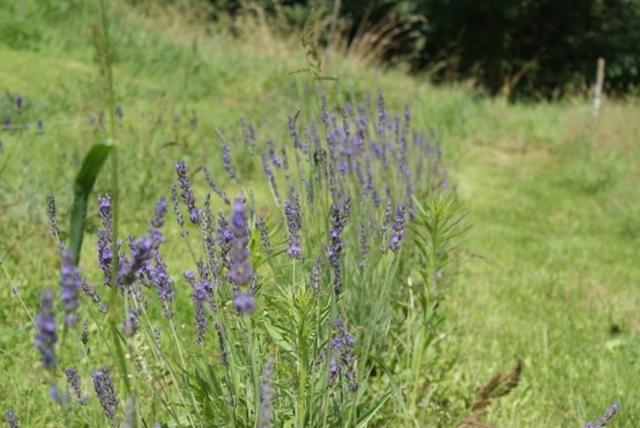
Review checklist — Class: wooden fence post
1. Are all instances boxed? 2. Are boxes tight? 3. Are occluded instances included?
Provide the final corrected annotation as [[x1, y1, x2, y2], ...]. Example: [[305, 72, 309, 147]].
[[593, 57, 605, 117]]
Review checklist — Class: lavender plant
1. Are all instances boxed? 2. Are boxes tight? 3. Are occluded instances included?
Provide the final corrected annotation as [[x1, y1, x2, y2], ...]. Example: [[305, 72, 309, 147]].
[[22, 89, 459, 427]]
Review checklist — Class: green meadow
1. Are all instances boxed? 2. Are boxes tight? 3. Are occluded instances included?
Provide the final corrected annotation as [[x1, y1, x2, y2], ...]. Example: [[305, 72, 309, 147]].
[[1, 1, 639, 426]]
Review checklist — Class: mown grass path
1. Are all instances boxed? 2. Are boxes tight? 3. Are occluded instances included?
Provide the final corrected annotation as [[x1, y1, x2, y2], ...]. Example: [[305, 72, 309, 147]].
[[453, 123, 640, 426]]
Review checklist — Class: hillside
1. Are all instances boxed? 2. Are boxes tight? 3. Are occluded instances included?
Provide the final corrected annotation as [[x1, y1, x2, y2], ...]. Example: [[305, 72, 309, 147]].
[[1, 1, 640, 426]]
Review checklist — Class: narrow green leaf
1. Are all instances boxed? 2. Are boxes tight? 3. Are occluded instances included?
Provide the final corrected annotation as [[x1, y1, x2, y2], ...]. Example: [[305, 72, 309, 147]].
[[355, 391, 391, 428], [69, 143, 111, 264], [370, 355, 409, 415]]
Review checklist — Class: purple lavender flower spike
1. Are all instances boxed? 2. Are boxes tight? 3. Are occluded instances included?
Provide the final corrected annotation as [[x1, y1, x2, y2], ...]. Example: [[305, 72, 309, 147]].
[[65, 367, 88, 405], [329, 317, 357, 391], [288, 111, 307, 153], [203, 166, 231, 205], [241, 118, 256, 153], [81, 319, 89, 351], [175, 161, 201, 225], [376, 90, 386, 136], [281, 144, 290, 174], [358, 222, 369, 269], [217, 212, 233, 269], [233, 292, 256, 315], [403, 104, 411, 133], [5, 408, 20, 428], [170, 182, 185, 231], [389, 203, 406, 252], [47, 193, 62, 248], [267, 139, 282, 169], [310, 258, 321, 294], [215, 322, 228, 366], [186, 270, 208, 343], [202, 196, 220, 279], [92, 366, 118, 422], [326, 203, 345, 294], [60, 249, 81, 327], [122, 307, 138, 337], [48, 383, 68, 405], [284, 190, 303, 260], [259, 355, 275, 428], [35, 290, 57, 369], [261, 152, 280, 203], [150, 197, 167, 229], [256, 216, 272, 255], [222, 144, 236, 180], [97, 194, 113, 286], [584, 401, 620, 428], [229, 198, 256, 314], [121, 236, 155, 286], [15, 94, 23, 110], [147, 256, 174, 318], [320, 95, 329, 128]]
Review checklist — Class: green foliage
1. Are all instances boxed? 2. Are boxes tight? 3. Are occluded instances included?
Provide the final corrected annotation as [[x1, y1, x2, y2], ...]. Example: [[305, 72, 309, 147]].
[[208, 0, 640, 98]]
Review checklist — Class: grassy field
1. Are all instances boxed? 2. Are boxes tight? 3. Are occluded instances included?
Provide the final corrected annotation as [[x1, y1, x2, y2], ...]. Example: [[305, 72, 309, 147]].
[[1, 1, 640, 427]]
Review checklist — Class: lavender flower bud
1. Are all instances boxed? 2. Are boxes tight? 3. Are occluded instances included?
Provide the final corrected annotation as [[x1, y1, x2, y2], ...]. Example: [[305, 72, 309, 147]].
[[81, 319, 89, 352], [329, 317, 357, 391], [376, 90, 386, 136], [147, 256, 174, 318], [97, 194, 113, 286], [170, 183, 185, 230], [92, 366, 118, 422], [60, 249, 81, 327], [228, 198, 253, 286], [65, 367, 88, 405], [79, 276, 101, 307], [261, 152, 280, 203], [389, 203, 406, 252], [358, 222, 369, 269], [4, 408, 19, 428], [259, 355, 275, 428], [310, 258, 321, 294], [256, 216, 272, 255], [284, 191, 302, 260], [203, 166, 231, 205], [584, 401, 620, 428], [266, 140, 282, 169], [175, 161, 200, 225], [47, 193, 62, 248], [122, 307, 138, 337], [215, 322, 228, 366], [320, 96, 329, 128], [35, 290, 57, 369], [186, 271, 208, 343], [233, 292, 256, 315], [121, 236, 155, 286], [202, 196, 220, 278], [326, 200, 349, 295], [241, 118, 256, 153], [217, 212, 233, 269], [150, 197, 167, 229], [48, 383, 68, 406], [288, 111, 307, 152], [221, 144, 236, 180]]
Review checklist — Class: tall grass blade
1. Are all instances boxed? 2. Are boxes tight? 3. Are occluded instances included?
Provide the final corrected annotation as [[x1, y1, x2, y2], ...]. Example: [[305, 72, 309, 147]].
[[68, 143, 111, 264]]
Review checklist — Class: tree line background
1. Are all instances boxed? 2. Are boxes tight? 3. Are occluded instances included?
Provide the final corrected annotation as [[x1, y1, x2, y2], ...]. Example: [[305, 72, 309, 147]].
[[205, 0, 640, 99]]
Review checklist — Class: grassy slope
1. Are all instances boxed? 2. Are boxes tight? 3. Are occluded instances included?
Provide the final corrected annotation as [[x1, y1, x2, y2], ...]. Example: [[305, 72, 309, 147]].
[[1, 1, 640, 426]]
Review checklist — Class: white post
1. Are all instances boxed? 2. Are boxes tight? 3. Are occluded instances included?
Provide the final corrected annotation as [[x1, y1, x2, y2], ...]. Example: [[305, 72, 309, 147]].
[[593, 57, 605, 117]]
